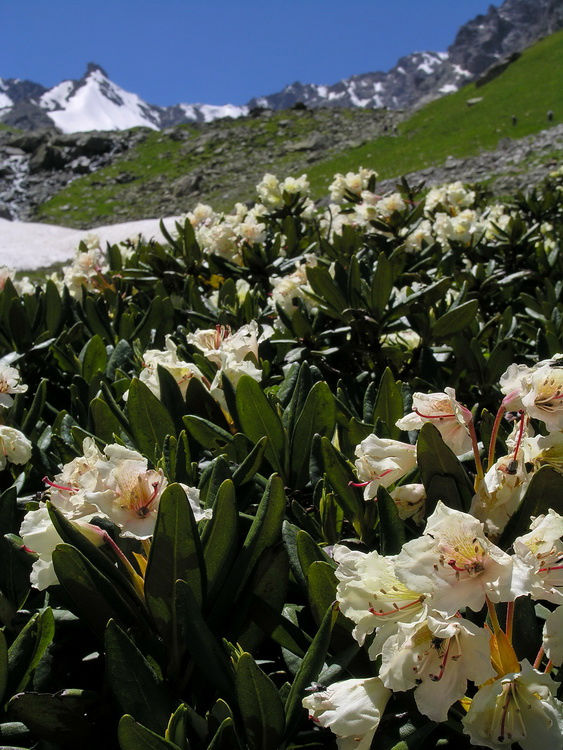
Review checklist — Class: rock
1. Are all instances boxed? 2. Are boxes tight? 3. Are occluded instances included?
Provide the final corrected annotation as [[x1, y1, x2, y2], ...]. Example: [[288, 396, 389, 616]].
[[0, 203, 12, 220], [173, 173, 203, 196], [28, 144, 67, 173]]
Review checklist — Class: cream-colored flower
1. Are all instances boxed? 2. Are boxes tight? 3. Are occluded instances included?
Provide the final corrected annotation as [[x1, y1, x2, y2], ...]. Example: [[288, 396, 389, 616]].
[[396, 387, 472, 456], [333, 545, 426, 652], [424, 181, 475, 214], [353, 434, 417, 500], [0, 363, 28, 408], [511, 510, 563, 605], [271, 262, 315, 317], [302, 677, 390, 750], [86, 444, 167, 539], [390, 483, 426, 523], [329, 167, 378, 203], [395, 502, 514, 616], [499, 356, 563, 430], [543, 604, 563, 665], [470, 451, 530, 540], [0, 425, 32, 469], [136, 336, 205, 400], [62, 246, 108, 298], [379, 613, 495, 722], [19, 506, 100, 590], [462, 660, 563, 750]]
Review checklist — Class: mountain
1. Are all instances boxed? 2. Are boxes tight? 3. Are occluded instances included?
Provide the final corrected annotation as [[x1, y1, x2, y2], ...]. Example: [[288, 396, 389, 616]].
[[249, 0, 563, 111], [0, 63, 248, 133], [0, 0, 561, 133]]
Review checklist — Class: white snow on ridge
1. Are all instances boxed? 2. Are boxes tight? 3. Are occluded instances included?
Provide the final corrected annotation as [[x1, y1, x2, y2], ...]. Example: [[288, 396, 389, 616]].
[[43, 69, 160, 133], [40, 80, 75, 111], [0, 92, 12, 109], [439, 84, 458, 93], [453, 64, 472, 78]]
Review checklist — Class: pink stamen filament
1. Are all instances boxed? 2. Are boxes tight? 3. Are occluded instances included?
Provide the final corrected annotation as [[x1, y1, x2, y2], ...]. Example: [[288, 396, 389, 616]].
[[348, 469, 393, 488], [414, 409, 456, 419], [538, 564, 563, 572], [511, 411, 526, 462], [42, 476, 77, 493], [429, 639, 452, 681], [368, 597, 423, 617], [448, 559, 467, 573], [534, 647, 545, 670]]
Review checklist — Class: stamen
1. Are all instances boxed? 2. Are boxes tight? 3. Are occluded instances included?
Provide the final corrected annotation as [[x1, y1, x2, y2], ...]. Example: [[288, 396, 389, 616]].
[[429, 639, 451, 681], [368, 597, 424, 617], [42, 476, 77, 493], [414, 408, 456, 419]]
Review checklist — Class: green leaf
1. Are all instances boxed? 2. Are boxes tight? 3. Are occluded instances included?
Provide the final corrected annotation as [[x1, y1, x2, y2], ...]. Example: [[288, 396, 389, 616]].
[[174, 580, 234, 698], [7, 690, 99, 746], [52, 544, 145, 638], [290, 381, 335, 488], [306, 561, 337, 627], [144, 484, 206, 641], [500, 467, 563, 548], [377, 486, 406, 555], [235, 375, 287, 479], [106, 621, 173, 735], [416, 423, 473, 513], [0, 630, 7, 704], [296, 530, 330, 582], [372, 367, 404, 439], [118, 715, 181, 750], [127, 378, 176, 462], [202, 480, 238, 603], [431, 299, 479, 339], [235, 653, 285, 750], [90, 396, 123, 442], [7, 608, 55, 696], [306, 265, 347, 317], [232, 436, 268, 486], [370, 252, 393, 316], [217, 475, 285, 605], [20, 378, 48, 435], [284, 602, 338, 738], [184, 415, 233, 451], [319, 436, 365, 534], [80, 334, 107, 381]]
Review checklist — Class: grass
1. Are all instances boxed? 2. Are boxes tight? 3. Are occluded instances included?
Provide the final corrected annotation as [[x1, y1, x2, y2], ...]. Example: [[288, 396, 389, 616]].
[[306, 29, 563, 194]]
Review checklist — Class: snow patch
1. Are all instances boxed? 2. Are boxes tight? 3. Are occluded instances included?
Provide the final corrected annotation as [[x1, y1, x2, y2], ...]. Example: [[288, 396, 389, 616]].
[[0, 92, 12, 109], [439, 84, 458, 93], [453, 64, 472, 78]]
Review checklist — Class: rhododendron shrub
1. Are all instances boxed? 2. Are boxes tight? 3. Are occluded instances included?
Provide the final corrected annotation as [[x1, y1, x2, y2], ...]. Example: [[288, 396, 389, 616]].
[[0, 166, 561, 748]]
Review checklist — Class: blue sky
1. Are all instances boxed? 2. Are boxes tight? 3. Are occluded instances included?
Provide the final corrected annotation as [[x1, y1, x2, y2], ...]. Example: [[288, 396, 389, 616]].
[[1, 1, 496, 106]]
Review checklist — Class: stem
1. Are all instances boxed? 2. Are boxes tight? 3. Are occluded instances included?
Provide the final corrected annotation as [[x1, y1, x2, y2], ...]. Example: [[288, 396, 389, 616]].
[[545, 660, 553, 674], [467, 418, 484, 482], [104, 533, 145, 600], [505, 601, 514, 642], [487, 404, 506, 469], [533, 646, 544, 670], [486, 596, 501, 633]]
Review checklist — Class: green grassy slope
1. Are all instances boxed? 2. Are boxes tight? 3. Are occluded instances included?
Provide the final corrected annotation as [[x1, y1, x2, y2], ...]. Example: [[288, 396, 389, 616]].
[[306, 29, 563, 194]]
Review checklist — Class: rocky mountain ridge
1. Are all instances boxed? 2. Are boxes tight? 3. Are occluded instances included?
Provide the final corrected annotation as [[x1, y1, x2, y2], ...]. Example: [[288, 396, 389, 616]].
[[1, 0, 561, 133]]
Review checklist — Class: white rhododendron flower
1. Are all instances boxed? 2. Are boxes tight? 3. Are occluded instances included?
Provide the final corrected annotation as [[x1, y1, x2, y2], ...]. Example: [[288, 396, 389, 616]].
[[400, 219, 434, 253], [137, 336, 205, 400], [379, 613, 495, 722], [329, 167, 378, 203], [543, 604, 563, 665], [353, 434, 417, 500], [500, 356, 563, 430], [522, 430, 563, 474], [270, 261, 315, 317], [187, 321, 271, 370], [390, 483, 426, 523], [396, 387, 473, 456], [19, 506, 100, 591], [433, 208, 483, 249], [470, 451, 530, 539], [302, 677, 391, 750], [86, 444, 168, 539], [256, 173, 309, 208], [334, 545, 425, 652], [0, 425, 32, 469], [424, 181, 475, 214], [462, 660, 563, 750], [394, 502, 514, 616], [0, 363, 28, 408], [511, 510, 563, 604], [62, 246, 108, 298]]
